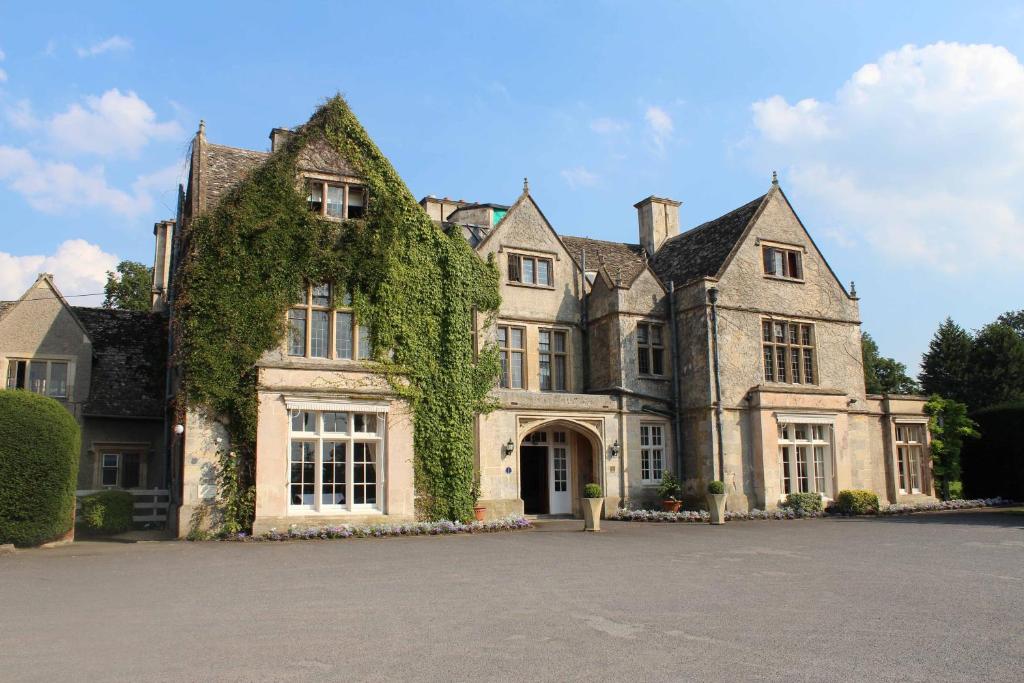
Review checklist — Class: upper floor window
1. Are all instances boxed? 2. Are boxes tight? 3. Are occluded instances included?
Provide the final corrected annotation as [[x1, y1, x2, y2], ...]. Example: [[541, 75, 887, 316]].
[[762, 319, 815, 384], [637, 323, 665, 376], [763, 245, 803, 280], [307, 180, 367, 220], [508, 253, 553, 287], [288, 283, 372, 360], [497, 325, 525, 389], [539, 329, 567, 391], [5, 359, 68, 398]]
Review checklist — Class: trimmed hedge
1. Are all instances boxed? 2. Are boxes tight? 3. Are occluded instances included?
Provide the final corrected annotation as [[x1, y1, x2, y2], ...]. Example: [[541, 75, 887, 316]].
[[782, 492, 823, 513], [79, 490, 134, 535], [834, 489, 880, 515], [583, 483, 603, 498], [708, 480, 725, 495], [0, 391, 80, 546], [962, 401, 1024, 501]]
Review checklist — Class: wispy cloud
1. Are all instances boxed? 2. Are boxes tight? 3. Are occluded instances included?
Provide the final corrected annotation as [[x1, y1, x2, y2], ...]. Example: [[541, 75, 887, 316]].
[[76, 35, 132, 58], [590, 117, 628, 135], [561, 166, 599, 189], [5, 99, 39, 130], [0, 46, 6, 83], [644, 105, 673, 148]]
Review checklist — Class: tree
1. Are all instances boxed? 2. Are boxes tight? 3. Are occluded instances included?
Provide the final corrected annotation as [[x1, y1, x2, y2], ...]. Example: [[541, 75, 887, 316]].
[[862, 332, 920, 394], [996, 309, 1024, 337], [103, 260, 153, 312], [925, 395, 978, 500], [966, 322, 1024, 410], [919, 317, 972, 404]]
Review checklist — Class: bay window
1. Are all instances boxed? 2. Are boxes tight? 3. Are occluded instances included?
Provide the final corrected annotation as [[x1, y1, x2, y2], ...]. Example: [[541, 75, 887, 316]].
[[895, 423, 927, 494], [637, 323, 665, 376], [778, 421, 833, 498]]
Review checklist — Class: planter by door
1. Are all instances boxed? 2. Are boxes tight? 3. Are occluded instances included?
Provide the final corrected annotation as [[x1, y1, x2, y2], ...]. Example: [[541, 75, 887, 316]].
[[707, 493, 727, 525], [473, 506, 486, 522], [582, 497, 604, 532], [661, 499, 682, 512]]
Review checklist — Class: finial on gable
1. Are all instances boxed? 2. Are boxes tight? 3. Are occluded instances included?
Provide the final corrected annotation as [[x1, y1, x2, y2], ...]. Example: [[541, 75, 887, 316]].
[[850, 280, 857, 297], [771, 170, 778, 186], [523, 177, 529, 194], [198, 120, 206, 137]]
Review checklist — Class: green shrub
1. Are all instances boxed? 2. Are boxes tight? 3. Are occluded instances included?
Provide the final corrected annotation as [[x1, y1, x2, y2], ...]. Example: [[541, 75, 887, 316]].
[[708, 480, 725, 495], [78, 490, 134, 535], [0, 391, 80, 546], [583, 483, 602, 498], [834, 489, 880, 515], [657, 471, 681, 500], [782, 492, 823, 513]]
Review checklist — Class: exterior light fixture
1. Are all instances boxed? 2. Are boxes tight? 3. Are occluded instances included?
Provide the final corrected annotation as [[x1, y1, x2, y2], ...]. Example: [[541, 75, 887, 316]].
[[504, 439, 515, 456], [609, 440, 620, 458], [173, 424, 185, 435]]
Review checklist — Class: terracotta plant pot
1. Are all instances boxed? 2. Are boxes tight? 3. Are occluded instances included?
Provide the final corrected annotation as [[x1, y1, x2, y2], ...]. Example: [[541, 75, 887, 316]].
[[472, 506, 486, 522], [707, 493, 727, 525], [582, 497, 604, 532], [661, 499, 682, 512]]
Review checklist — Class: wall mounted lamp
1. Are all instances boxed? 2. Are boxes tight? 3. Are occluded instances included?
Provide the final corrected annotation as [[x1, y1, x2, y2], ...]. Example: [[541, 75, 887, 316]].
[[609, 440, 620, 458], [503, 439, 515, 457]]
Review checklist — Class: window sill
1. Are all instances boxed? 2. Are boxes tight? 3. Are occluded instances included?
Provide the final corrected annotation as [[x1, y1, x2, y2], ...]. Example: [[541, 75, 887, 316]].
[[637, 374, 669, 382], [287, 508, 383, 516], [506, 282, 556, 291], [763, 275, 805, 284]]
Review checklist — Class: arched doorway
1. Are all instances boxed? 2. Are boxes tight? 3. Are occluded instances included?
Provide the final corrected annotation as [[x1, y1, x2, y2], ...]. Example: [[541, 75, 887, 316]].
[[518, 420, 601, 517]]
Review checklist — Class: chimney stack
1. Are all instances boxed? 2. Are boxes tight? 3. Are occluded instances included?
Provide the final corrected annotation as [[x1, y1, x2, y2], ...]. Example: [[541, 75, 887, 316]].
[[634, 195, 682, 258], [269, 127, 293, 152], [151, 219, 175, 312]]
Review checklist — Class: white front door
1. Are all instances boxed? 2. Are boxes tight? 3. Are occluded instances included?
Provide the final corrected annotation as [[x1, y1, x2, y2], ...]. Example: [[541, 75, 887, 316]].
[[549, 444, 571, 514]]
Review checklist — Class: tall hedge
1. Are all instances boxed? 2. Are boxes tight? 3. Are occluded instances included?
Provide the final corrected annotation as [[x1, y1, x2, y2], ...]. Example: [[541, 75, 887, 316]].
[[0, 391, 80, 546], [962, 401, 1024, 501]]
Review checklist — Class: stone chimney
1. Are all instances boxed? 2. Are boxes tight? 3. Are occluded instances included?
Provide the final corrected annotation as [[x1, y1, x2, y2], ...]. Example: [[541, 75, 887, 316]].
[[635, 195, 682, 258], [269, 127, 293, 152], [151, 219, 175, 312], [419, 196, 467, 222]]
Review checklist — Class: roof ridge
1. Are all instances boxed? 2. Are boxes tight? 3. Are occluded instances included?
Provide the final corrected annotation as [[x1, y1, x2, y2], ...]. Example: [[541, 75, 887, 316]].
[[561, 234, 642, 249], [663, 193, 766, 247], [206, 142, 270, 155]]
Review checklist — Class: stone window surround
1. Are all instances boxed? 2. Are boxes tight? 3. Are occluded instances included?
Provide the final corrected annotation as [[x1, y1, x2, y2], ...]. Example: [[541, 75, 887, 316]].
[[284, 398, 389, 516], [761, 317, 818, 385], [538, 327, 569, 392], [639, 422, 667, 484], [775, 413, 836, 501], [503, 247, 558, 290], [636, 320, 666, 378], [759, 238, 806, 283], [892, 418, 929, 495], [1, 354, 76, 401], [304, 173, 367, 221], [287, 283, 371, 361], [88, 441, 151, 490], [497, 324, 527, 390]]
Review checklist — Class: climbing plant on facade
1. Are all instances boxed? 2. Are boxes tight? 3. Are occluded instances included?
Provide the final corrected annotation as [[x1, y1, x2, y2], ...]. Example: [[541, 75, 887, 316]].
[[175, 95, 500, 524]]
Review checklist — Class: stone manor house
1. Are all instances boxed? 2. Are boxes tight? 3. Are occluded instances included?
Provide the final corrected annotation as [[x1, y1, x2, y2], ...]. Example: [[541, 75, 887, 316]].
[[0, 108, 935, 535]]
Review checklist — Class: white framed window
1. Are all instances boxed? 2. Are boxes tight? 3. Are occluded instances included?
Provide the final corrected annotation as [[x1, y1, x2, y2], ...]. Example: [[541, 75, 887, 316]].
[[895, 423, 927, 494], [306, 179, 367, 220], [640, 423, 665, 483], [5, 359, 69, 398], [777, 420, 833, 498], [288, 408, 385, 513], [98, 451, 143, 489]]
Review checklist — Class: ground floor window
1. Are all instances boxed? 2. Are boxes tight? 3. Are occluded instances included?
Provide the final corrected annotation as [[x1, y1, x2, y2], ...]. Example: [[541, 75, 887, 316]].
[[5, 359, 69, 398], [640, 423, 665, 482], [99, 451, 143, 488], [778, 422, 833, 497], [894, 423, 926, 494], [288, 407, 385, 512]]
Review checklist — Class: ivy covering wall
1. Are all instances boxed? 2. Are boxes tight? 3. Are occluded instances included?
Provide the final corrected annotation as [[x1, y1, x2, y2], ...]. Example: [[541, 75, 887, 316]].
[[175, 96, 500, 523]]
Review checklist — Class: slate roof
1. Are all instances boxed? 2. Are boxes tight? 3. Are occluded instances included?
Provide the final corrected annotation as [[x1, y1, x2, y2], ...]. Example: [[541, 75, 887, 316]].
[[561, 236, 647, 285], [651, 194, 766, 286], [205, 143, 270, 206], [72, 307, 167, 419]]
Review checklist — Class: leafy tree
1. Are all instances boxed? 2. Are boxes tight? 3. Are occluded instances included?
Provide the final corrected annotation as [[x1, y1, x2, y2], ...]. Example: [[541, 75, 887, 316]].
[[103, 260, 153, 312], [925, 395, 979, 500], [919, 317, 972, 404], [966, 322, 1024, 409], [862, 332, 920, 394], [996, 309, 1024, 337]]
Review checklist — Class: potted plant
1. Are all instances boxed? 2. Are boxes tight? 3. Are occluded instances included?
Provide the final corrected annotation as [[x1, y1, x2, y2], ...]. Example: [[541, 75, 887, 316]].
[[471, 477, 486, 522], [582, 483, 604, 532], [657, 471, 683, 512], [707, 480, 727, 525]]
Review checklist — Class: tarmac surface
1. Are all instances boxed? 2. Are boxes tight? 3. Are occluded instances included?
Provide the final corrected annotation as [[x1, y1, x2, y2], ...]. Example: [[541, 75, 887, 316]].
[[1, 510, 1022, 682]]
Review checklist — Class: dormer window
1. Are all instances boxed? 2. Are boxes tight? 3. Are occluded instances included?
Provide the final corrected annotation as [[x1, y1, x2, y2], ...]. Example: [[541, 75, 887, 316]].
[[307, 180, 367, 220], [763, 245, 803, 280], [508, 253, 553, 287]]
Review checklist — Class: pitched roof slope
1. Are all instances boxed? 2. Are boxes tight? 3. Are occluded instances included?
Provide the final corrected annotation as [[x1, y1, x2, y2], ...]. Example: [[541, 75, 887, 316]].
[[561, 236, 646, 284], [651, 194, 766, 286], [0, 301, 13, 320], [72, 307, 167, 419], [205, 143, 270, 206]]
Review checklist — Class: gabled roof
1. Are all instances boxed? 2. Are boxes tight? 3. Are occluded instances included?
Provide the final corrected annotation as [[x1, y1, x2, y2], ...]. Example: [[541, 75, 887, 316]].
[[651, 193, 767, 286], [205, 143, 270, 206], [560, 236, 647, 286], [72, 308, 167, 419], [0, 301, 14, 320]]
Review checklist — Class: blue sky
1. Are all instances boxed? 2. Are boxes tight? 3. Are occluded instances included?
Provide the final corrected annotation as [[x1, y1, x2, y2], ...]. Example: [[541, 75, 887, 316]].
[[1, 1, 1022, 370]]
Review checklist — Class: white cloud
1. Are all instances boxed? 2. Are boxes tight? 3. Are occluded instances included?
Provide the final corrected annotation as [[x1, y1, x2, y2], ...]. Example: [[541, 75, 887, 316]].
[[590, 117, 628, 135], [645, 105, 674, 143], [561, 166, 599, 189], [0, 48, 6, 60], [76, 36, 132, 58], [0, 146, 176, 218], [49, 89, 182, 157], [5, 99, 39, 130], [0, 68, 7, 83], [748, 42, 1024, 273], [0, 239, 118, 303]]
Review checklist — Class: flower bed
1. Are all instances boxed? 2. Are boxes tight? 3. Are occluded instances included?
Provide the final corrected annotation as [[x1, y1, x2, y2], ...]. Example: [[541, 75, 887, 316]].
[[611, 497, 1013, 523], [216, 515, 532, 542]]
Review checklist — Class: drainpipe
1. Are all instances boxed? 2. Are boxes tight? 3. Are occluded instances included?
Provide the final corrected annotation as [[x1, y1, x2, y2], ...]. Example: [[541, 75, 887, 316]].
[[708, 286, 725, 482], [580, 250, 590, 392], [668, 281, 685, 480]]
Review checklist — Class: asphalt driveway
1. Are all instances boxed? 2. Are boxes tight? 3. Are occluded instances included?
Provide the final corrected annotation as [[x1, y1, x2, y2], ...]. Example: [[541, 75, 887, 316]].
[[1, 510, 1022, 682]]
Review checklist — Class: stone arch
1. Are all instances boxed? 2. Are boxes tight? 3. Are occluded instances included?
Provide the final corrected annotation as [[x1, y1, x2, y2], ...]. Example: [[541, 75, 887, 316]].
[[516, 417, 605, 517]]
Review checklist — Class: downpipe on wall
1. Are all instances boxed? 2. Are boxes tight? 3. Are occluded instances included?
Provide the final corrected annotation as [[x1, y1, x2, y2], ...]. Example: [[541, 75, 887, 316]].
[[708, 286, 725, 482], [668, 281, 685, 480]]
